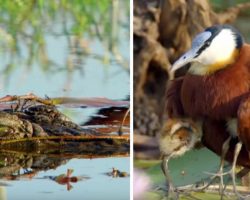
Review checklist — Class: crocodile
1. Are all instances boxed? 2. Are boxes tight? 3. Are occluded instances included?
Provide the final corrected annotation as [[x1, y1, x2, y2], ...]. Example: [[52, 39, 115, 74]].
[[0, 104, 129, 153]]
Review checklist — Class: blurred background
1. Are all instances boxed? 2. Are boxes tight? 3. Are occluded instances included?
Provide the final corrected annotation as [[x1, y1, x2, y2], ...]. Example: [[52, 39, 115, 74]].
[[134, 0, 250, 199], [0, 0, 129, 99]]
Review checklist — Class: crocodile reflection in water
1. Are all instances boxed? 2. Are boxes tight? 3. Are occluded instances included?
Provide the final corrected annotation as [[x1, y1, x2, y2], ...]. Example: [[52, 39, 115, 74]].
[[0, 151, 128, 192]]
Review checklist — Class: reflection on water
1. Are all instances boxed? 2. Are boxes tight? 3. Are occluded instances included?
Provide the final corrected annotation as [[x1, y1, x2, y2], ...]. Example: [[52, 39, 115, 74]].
[[0, 0, 129, 199], [2, 153, 129, 200]]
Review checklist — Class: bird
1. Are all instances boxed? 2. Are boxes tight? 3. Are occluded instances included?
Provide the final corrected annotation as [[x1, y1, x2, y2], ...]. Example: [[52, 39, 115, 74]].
[[159, 118, 250, 196], [170, 24, 249, 120], [167, 24, 250, 197], [202, 119, 250, 169], [158, 118, 202, 197]]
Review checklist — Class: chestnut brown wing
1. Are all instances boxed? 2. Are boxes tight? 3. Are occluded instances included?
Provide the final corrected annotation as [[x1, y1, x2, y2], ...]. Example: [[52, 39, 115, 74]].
[[165, 77, 185, 118], [238, 96, 250, 152]]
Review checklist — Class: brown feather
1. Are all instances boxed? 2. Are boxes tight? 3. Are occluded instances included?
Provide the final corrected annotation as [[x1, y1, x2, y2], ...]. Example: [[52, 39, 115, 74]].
[[203, 119, 250, 168], [165, 77, 185, 118], [238, 96, 250, 151], [181, 44, 250, 120]]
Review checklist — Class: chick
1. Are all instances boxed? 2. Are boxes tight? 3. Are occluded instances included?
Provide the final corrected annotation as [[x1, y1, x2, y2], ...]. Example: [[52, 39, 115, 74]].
[[158, 118, 202, 196]]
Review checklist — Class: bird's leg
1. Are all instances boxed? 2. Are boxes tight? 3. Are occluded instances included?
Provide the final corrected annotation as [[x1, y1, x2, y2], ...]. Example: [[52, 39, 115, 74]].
[[162, 156, 174, 191], [229, 141, 244, 199], [220, 141, 248, 200], [66, 169, 74, 178], [201, 136, 231, 194], [161, 155, 178, 200], [118, 107, 130, 136], [218, 136, 231, 194], [205, 138, 244, 198]]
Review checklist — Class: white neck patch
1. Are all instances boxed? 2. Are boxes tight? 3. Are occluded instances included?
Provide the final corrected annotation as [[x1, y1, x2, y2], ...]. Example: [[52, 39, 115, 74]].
[[196, 29, 236, 66]]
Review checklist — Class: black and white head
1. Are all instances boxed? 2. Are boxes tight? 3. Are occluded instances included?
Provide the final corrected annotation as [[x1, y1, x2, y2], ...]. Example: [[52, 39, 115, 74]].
[[171, 25, 244, 75]]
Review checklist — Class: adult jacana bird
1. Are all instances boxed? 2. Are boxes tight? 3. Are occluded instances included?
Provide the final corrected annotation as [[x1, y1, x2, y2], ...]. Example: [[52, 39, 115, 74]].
[[167, 24, 250, 197]]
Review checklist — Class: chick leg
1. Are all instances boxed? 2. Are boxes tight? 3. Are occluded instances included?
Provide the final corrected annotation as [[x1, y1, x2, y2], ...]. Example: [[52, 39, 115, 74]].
[[161, 155, 178, 200], [161, 156, 174, 192]]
